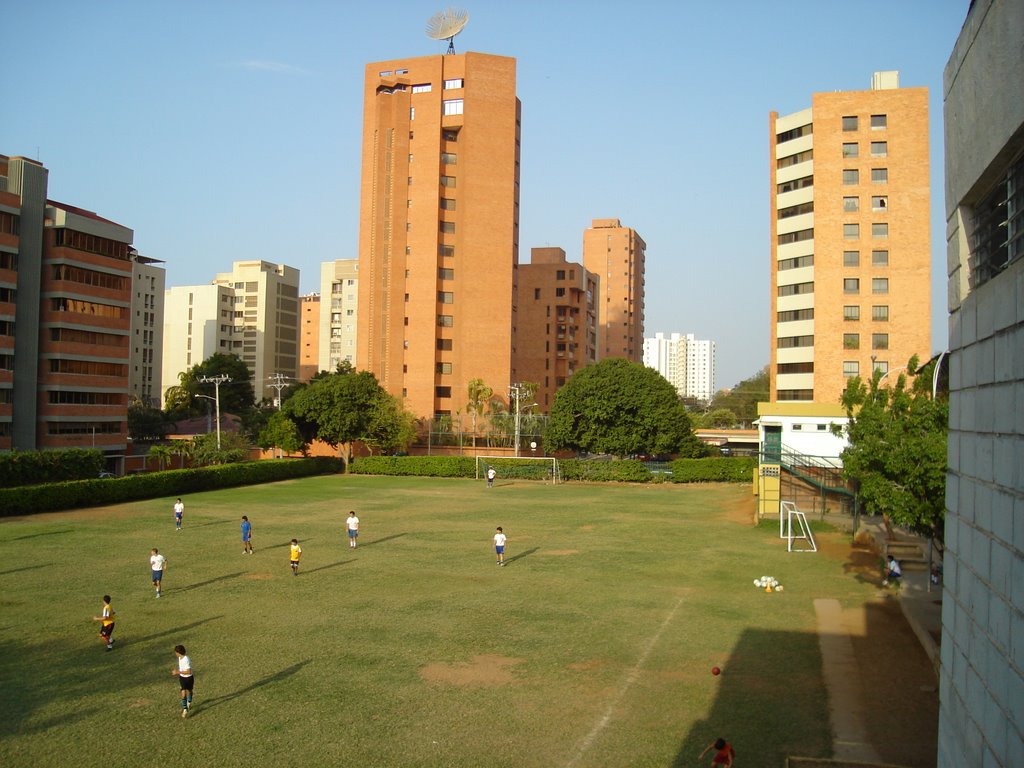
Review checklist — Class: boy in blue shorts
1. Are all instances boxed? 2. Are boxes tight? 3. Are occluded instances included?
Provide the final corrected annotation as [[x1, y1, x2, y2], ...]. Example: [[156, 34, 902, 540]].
[[150, 548, 166, 598], [241, 515, 253, 554], [494, 526, 506, 566]]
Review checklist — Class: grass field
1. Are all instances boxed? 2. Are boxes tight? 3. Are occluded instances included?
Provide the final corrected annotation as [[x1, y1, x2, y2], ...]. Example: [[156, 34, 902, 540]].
[[0, 476, 874, 767]]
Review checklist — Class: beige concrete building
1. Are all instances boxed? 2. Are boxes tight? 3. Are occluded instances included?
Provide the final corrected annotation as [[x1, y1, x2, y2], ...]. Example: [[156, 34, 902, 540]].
[[583, 218, 645, 362], [318, 259, 359, 374], [769, 72, 931, 404], [356, 52, 520, 419], [161, 283, 236, 404], [212, 260, 300, 402], [130, 255, 164, 408], [516, 247, 598, 411]]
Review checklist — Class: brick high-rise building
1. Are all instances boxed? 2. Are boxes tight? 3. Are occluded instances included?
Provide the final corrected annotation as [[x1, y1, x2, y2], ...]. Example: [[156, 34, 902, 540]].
[[583, 218, 645, 362], [356, 52, 520, 419], [516, 247, 598, 412], [769, 72, 931, 404], [1, 154, 134, 455]]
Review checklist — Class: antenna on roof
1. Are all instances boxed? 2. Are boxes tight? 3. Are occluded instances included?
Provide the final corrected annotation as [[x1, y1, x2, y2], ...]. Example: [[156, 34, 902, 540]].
[[426, 7, 469, 55]]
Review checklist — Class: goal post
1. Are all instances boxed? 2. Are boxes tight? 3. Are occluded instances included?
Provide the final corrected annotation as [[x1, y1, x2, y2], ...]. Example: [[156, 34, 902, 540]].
[[475, 456, 561, 484]]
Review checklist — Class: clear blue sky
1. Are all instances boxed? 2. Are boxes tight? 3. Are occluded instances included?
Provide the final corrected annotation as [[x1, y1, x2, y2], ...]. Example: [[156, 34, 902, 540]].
[[3, 0, 968, 391]]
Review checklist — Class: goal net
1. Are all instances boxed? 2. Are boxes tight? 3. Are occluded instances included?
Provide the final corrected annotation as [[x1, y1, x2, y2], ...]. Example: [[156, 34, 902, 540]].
[[475, 456, 561, 484]]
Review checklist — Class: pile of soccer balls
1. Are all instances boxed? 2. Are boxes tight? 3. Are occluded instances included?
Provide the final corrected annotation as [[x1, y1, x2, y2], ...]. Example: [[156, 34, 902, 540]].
[[754, 575, 783, 592]]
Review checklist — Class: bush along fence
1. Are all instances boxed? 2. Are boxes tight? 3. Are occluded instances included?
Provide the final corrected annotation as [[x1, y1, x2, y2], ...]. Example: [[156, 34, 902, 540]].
[[0, 457, 343, 517], [348, 455, 756, 484], [0, 448, 104, 488]]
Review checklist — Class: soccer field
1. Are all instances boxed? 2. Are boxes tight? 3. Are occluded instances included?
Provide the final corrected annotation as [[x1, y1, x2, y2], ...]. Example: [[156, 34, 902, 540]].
[[0, 475, 857, 767]]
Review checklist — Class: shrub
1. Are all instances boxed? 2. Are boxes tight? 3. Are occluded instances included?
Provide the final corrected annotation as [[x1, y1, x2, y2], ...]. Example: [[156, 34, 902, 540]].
[[0, 448, 105, 488], [668, 457, 756, 483], [558, 459, 652, 483], [348, 455, 475, 478], [0, 458, 342, 517]]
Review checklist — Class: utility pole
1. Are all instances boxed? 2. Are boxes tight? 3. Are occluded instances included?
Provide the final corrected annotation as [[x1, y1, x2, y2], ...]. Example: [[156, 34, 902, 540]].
[[266, 372, 290, 459], [509, 383, 523, 458], [198, 374, 230, 450]]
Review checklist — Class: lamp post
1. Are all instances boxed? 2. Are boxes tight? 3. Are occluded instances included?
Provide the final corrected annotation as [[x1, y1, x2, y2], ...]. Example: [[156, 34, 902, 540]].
[[198, 374, 230, 450]]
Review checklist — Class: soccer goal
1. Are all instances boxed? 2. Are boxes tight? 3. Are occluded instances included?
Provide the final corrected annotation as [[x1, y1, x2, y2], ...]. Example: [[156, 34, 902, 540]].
[[475, 456, 561, 484]]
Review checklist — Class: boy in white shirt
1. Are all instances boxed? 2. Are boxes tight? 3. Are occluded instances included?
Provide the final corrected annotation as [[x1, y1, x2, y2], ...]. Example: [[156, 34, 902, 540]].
[[494, 526, 507, 566]]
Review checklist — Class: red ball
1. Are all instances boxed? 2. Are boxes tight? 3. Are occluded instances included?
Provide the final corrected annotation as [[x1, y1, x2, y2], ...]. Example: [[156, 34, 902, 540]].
[[711, 666, 721, 676]]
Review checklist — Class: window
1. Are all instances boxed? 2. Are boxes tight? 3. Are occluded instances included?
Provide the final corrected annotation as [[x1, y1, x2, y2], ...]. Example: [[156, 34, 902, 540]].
[[777, 362, 814, 374], [777, 228, 813, 245], [872, 278, 889, 294], [777, 150, 813, 169], [778, 389, 814, 401], [873, 360, 889, 374], [777, 175, 813, 194], [843, 250, 860, 267], [844, 278, 860, 294], [437, 291, 454, 304], [843, 361, 860, 377], [842, 115, 859, 131], [872, 168, 888, 183], [777, 335, 814, 349], [843, 333, 860, 349], [443, 78, 464, 89], [440, 176, 456, 188], [778, 255, 813, 270], [556, 270, 566, 280], [440, 198, 456, 211], [871, 114, 887, 129], [436, 338, 453, 351], [555, 288, 565, 297], [872, 305, 889, 321], [871, 196, 888, 211], [777, 308, 814, 322], [872, 249, 889, 266], [968, 151, 1024, 287], [843, 197, 860, 212], [409, 107, 415, 120], [435, 386, 452, 398], [441, 152, 457, 164], [440, 222, 455, 234], [438, 268, 454, 280], [444, 131, 458, 142], [872, 223, 889, 239], [872, 333, 889, 350], [843, 223, 860, 239], [412, 83, 432, 93], [843, 305, 861, 321], [437, 315, 453, 327], [777, 124, 812, 143], [871, 141, 888, 157], [778, 201, 814, 219], [443, 99, 464, 116], [777, 282, 814, 297], [436, 362, 452, 374], [842, 143, 859, 158], [533, 288, 541, 299], [843, 169, 859, 185]]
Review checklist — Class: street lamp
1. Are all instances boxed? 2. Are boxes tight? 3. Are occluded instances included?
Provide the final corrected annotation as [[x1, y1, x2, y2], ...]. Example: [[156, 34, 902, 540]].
[[197, 374, 230, 450], [508, 384, 537, 458]]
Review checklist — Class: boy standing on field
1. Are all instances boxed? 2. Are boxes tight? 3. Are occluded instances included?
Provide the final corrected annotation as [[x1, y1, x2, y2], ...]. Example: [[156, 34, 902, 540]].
[[150, 548, 166, 598], [487, 466, 496, 488], [346, 511, 360, 548], [93, 595, 116, 650], [289, 539, 302, 575], [173, 498, 184, 531], [171, 645, 194, 717], [494, 526, 506, 566], [241, 515, 253, 554]]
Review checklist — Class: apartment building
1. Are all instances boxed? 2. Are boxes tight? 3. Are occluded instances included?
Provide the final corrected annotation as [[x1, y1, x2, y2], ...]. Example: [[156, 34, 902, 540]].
[[643, 332, 716, 402], [769, 72, 931, 404], [516, 247, 598, 411], [356, 52, 520, 419], [938, 0, 1024, 763], [162, 283, 237, 403], [130, 255, 165, 408], [299, 293, 320, 381], [1, 155, 134, 454], [583, 218, 645, 363], [212, 260, 300, 402], [318, 258, 359, 374]]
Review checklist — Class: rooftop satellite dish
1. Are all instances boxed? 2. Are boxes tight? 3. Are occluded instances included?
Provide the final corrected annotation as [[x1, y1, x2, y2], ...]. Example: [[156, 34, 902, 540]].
[[426, 7, 469, 55]]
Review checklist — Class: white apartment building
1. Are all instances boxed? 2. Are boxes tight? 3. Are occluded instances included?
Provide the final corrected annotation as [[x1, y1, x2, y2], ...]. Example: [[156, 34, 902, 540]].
[[161, 284, 236, 406], [318, 259, 358, 373], [643, 332, 716, 401], [129, 254, 165, 408]]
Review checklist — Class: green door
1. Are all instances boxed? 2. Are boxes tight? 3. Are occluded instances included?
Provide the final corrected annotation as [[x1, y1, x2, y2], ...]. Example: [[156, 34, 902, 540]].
[[763, 426, 782, 462]]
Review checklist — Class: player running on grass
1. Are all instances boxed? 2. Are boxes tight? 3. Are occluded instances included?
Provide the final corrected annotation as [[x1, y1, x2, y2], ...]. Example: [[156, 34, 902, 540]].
[[290, 539, 302, 575], [92, 595, 116, 651], [150, 548, 166, 598], [171, 645, 194, 717]]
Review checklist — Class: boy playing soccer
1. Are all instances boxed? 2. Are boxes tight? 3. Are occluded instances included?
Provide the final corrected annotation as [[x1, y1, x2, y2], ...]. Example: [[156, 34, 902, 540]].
[[241, 515, 253, 554], [173, 498, 184, 531], [346, 511, 360, 549], [150, 548, 166, 598], [289, 539, 302, 575], [494, 526, 507, 566], [171, 645, 194, 717], [93, 595, 116, 651]]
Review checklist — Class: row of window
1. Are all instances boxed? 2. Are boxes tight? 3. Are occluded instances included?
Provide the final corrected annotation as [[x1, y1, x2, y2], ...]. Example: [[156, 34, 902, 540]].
[[845, 305, 890, 321], [843, 333, 888, 350], [843, 250, 889, 267], [776, 278, 889, 297], [843, 114, 888, 131], [843, 196, 887, 211], [843, 222, 889, 239], [51, 327, 128, 347], [843, 360, 891, 377], [52, 264, 130, 291], [50, 298, 128, 319], [0, 251, 17, 270], [47, 390, 122, 405], [408, 99, 463, 120], [53, 228, 131, 261], [842, 141, 888, 158], [48, 359, 127, 376], [46, 422, 122, 435]]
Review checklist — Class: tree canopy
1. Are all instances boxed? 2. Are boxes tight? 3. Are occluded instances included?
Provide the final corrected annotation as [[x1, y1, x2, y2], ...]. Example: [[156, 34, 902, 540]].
[[164, 353, 256, 417], [705, 366, 769, 424], [835, 356, 948, 543], [546, 358, 707, 458]]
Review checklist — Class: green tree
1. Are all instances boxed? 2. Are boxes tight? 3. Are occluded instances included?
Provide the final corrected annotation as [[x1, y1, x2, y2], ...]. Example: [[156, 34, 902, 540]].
[[466, 378, 493, 449], [363, 391, 417, 455], [147, 444, 174, 471], [128, 399, 169, 442], [834, 356, 948, 543], [703, 408, 738, 428], [188, 431, 249, 466], [706, 366, 769, 424], [547, 358, 707, 457], [257, 411, 307, 457], [164, 353, 256, 418]]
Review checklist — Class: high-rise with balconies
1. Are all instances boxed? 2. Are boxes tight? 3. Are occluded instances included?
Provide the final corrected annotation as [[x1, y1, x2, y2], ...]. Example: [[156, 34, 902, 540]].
[[769, 72, 931, 404], [583, 218, 645, 363]]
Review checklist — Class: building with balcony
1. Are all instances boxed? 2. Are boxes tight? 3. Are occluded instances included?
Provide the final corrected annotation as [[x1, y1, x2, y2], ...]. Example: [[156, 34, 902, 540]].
[[130, 255, 164, 408], [583, 218, 645, 363], [643, 332, 716, 402], [319, 258, 359, 374]]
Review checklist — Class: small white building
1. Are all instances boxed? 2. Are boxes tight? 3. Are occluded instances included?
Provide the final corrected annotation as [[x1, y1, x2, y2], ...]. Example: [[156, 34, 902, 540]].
[[756, 402, 849, 463]]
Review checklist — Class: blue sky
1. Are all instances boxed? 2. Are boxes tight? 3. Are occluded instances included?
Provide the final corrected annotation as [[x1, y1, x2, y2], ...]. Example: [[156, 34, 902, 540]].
[[3, 0, 969, 391]]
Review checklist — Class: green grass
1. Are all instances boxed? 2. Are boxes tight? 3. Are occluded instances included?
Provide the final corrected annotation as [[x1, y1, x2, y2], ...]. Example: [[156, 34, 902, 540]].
[[0, 476, 874, 767]]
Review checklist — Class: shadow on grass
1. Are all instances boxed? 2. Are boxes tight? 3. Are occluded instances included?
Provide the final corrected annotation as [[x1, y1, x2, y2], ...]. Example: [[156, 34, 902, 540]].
[[5, 529, 75, 541], [264, 539, 311, 551], [129, 615, 226, 647], [504, 547, 539, 565], [187, 519, 236, 529], [172, 572, 245, 593], [360, 532, 408, 548], [198, 660, 311, 714], [302, 559, 352, 575], [0, 563, 52, 576]]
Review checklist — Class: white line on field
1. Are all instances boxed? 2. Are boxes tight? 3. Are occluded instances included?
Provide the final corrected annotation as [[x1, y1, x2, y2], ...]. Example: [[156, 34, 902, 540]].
[[563, 595, 685, 768]]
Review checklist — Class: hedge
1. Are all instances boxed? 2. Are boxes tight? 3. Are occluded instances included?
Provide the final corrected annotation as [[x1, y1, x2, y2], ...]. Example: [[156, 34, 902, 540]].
[[668, 457, 757, 483], [348, 455, 476, 478], [557, 459, 652, 483], [0, 457, 343, 516], [0, 448, 105, 488]]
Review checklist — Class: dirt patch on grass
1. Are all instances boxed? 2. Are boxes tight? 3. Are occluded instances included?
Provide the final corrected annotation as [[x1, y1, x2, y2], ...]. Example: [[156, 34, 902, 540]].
[[420, 654, 524, 687], [816, 532, 884, 586], [567, 658, 607, 671], [128, 698, 155, 708], [723, 492, 757, 526]]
